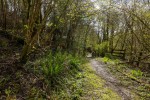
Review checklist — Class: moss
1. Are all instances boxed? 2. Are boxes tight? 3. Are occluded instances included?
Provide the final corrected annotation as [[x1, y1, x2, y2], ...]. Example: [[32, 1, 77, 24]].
[[81, 63, 121, 100]]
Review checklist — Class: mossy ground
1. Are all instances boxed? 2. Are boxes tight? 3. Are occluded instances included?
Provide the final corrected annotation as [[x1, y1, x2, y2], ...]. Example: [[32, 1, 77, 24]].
[[0, 58, 121, 100], [80, 63, 121, 100], [50, 63, 121, 100]]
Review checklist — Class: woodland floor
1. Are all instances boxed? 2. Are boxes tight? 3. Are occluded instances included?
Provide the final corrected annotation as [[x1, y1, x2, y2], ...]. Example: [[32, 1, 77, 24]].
[[0, 33, 149, 99]]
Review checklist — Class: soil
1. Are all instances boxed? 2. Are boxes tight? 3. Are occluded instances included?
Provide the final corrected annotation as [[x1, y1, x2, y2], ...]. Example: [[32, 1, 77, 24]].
[[90, 59, 133, 100]]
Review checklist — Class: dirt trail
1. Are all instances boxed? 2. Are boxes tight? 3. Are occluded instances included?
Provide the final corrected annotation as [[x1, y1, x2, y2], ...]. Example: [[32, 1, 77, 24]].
[[90, 59, 133, 100]]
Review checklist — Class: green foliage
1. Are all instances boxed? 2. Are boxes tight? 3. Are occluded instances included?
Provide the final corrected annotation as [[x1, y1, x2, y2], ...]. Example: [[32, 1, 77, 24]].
[[5, 87, 11, 97], [130, 70, 143, 77], [23, 51, 83, 97], [40, 52, 64, 77], [113, 59, 121, 64], [102, 57, 110, 63], [99, 56, 121, 65], [24, 25, 29, 30], [38, 52, 81, 78], [94, 42, 108, 57], [105, 53, 113, 59], [69, 57, 81, 70], [25, 51, 82, 82]]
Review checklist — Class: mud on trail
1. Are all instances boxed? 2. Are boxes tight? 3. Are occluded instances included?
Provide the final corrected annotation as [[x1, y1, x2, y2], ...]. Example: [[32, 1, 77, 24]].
[[90, 59, 133, 100]]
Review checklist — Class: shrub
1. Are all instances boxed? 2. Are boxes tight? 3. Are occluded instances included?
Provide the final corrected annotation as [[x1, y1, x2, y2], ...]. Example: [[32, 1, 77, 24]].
[[131, 70, 143, 77], [39, 52, 79, 78], [69, 57, 81, 70], [102, 57, 110, 63], [26, 51, 82, 80], [105, 53, 113, 59], [24, 51, 83, 89], [94, 42, 108, 57]]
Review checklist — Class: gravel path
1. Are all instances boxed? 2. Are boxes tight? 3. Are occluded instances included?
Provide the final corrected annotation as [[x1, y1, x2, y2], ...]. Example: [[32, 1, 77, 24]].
[[90, 59, 133, 100]]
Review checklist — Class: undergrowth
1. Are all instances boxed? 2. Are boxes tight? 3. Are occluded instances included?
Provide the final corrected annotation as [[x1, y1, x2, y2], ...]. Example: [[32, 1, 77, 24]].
[[25, 51, 83, 88], [0, 51, 84, 99], [0, 51, 126, 99], [20, 51, 121, 99], [50, 63, 121, 100]]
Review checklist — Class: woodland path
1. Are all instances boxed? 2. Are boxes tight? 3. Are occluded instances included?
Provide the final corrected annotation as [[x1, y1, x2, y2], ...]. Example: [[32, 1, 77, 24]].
[[90, 59, 133, 100]]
